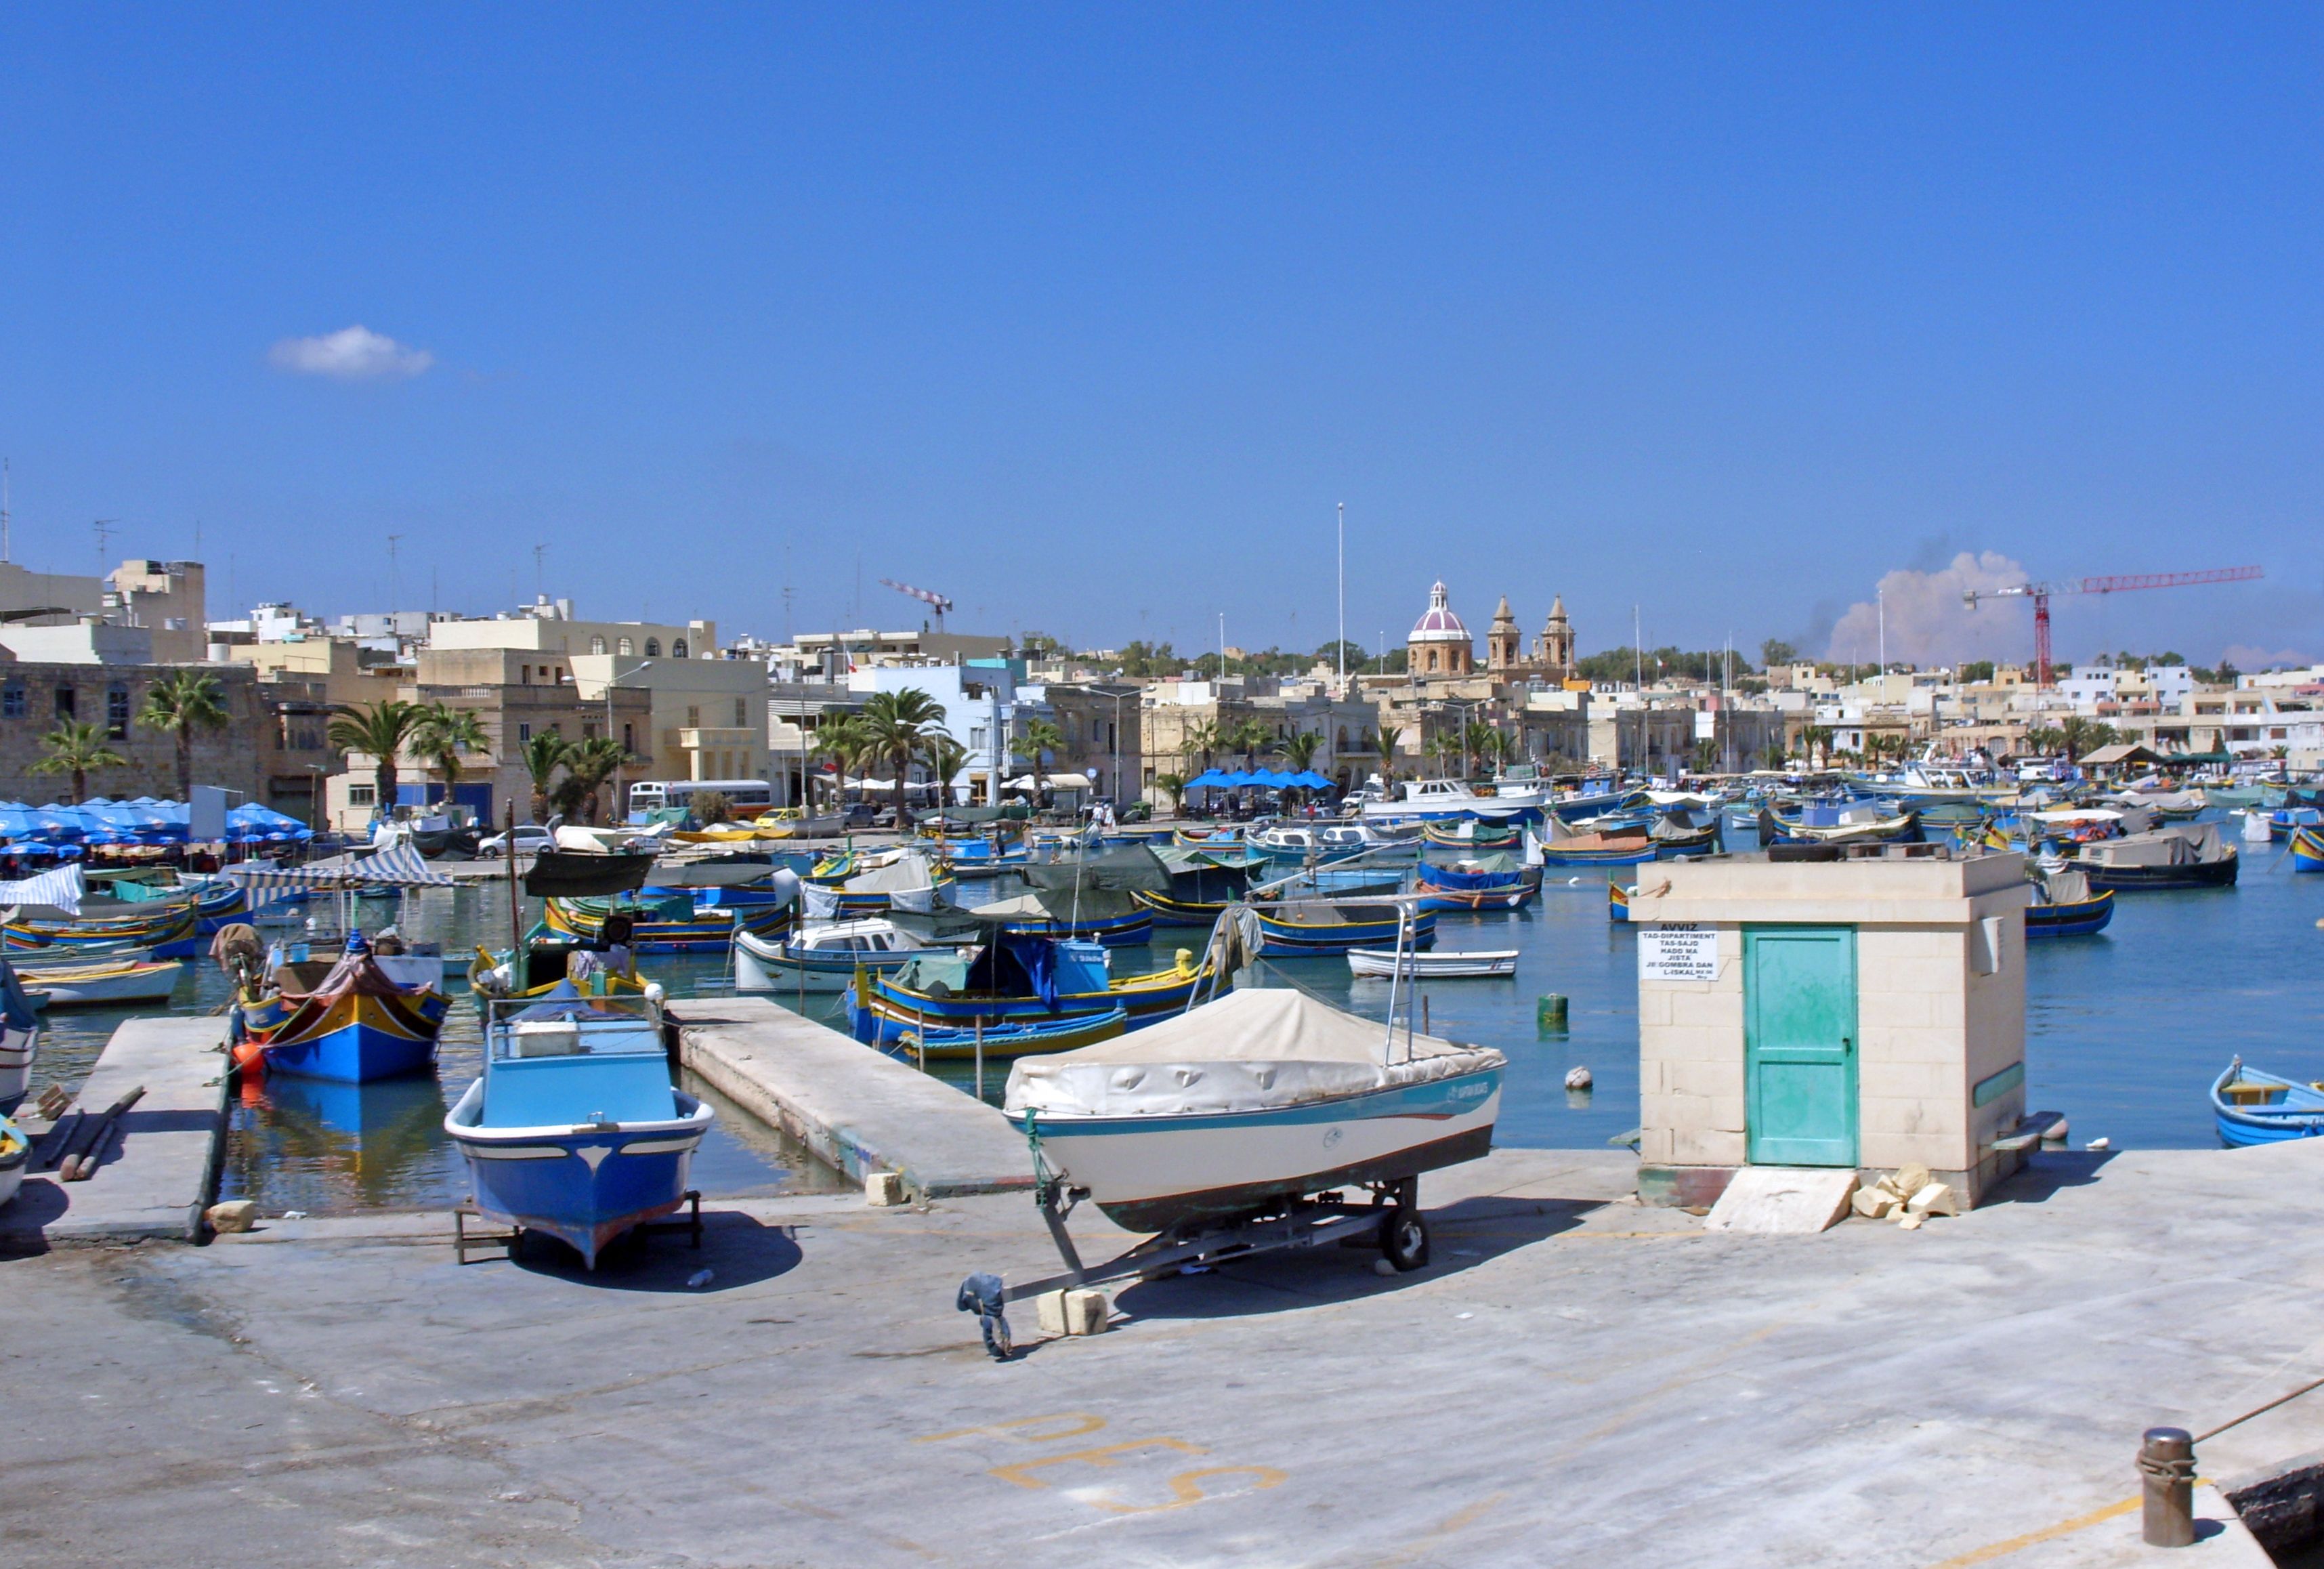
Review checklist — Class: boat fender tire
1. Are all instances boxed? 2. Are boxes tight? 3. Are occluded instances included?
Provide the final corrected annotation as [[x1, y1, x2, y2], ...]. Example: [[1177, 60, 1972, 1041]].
[[1380, 1207, 1430, 1273]]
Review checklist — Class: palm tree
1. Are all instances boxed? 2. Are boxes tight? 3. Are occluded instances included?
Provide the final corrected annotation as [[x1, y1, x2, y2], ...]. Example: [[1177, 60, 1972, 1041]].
[[921, 734, 969, 808], [1011, 717, 1065, 810], [2056, 715, 2116, 764], [862, 688, 947, 821], [520, 730, 573, 823], [135, 669, 230, 802], [1223, 717, 1272, 772], [1372, 726, 1402, 785], [30, 721, 127, 804], [1180, 718, 1223, 776], [811, 715, 871, 807], [551, 736, 628, 824], [327, 699, 423, 819], [1277, 730, 1323, 774], [410, 703, 490, 812], [1799, 724, 1834, 770]]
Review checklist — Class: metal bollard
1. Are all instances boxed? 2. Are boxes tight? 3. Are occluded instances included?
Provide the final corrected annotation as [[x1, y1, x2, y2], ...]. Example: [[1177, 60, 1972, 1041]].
[[2138, 1427, 2197, 1547]]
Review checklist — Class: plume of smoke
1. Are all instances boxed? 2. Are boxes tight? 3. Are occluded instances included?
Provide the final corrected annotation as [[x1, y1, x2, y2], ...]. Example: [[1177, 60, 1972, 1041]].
[[1823, 551, 2029, 669]]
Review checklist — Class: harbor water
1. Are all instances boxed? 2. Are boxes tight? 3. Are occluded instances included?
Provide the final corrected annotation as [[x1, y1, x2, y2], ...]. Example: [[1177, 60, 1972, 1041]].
[[26, 819, 2324, 1214]]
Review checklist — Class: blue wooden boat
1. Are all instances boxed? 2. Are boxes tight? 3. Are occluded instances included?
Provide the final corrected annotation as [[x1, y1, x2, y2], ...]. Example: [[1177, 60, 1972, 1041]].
[[862, 938, 1209, 1037], [446, 987, 711, 1269], [2291, 827, 2324, 873], [543, 889, 794, 952], [2025, 890, 2114, 937], [1535, 829, 1659, 866], [1416, 858, 1542, 913], [1607, 880, 1632, 923], [234, 932, 450, 1083], [2213, 1058, 2324, 1146], [1255, 902, 1437, 955], [883, 1005, 1130, 1059]]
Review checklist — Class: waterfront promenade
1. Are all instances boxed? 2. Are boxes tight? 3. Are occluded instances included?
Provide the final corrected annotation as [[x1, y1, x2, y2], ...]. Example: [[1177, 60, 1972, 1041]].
[[7, 1137, 2314, 1566]]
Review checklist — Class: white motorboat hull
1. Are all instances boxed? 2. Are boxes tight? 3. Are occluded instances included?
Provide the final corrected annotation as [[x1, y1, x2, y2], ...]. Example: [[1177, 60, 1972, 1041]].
[[0, 1026, 37, 1114], [1347, 948, 1520, 979], [17, 964, 184, 1007], [1011, 1070, 1501, 1233]]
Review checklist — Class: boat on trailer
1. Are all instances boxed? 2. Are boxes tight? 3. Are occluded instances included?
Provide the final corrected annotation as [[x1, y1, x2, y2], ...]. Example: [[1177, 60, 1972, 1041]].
[[954, 902, 1502, 1359]]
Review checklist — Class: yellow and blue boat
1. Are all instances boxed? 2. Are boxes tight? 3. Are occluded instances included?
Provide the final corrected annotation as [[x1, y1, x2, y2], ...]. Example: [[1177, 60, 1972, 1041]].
[[234, 933, 449, 1083], [543, 888, 794, 952]]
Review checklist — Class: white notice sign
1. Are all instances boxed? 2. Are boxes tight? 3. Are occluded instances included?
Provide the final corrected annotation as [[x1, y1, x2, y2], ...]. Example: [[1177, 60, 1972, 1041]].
[[1639, 923, 1720, 982]]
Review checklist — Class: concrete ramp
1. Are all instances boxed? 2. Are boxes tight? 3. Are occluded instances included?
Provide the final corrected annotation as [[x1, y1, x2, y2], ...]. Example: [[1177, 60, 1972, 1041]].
[[4, 1016, 228, 1245], [676, 998, 1035, 1200], [1703, 1166, 1857, 1234]]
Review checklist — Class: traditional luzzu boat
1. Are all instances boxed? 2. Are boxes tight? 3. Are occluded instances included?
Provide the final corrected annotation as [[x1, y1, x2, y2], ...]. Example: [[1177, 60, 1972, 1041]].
[[803, 848, 956, 916], [2069, 824, 2239, 892], [233, 932, 450, 1083], [1757, 803, 1922, 847], [446, 986, 711, 1270], [889, 1005, 1130, 1060], [0, 1112, 27, 1209], [1002, 986, 1506, 1234], [2213, 1058, 2324, 1146], [1607, 879, 1632, 922], [1131, 845, 1276, 926], [543, 887, 795, 952], [960, 890, 1153, 947], [1254, 900, 1436, 955], [7, 955, 184, 1007], [854, 937, 1208, 1040], [1533, 824, 1659, 866], [2, 898, 202, 959], [2290, 826, 2324, 873], [2023, 869, 2115, 938], [1422, 820, 1521, 850], [1414, 855, 1542, 913]]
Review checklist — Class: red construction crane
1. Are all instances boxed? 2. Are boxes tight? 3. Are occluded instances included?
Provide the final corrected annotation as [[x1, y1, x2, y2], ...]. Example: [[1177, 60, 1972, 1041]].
[[879, 578, 954, 631], [1961, 566, 2264, 688]]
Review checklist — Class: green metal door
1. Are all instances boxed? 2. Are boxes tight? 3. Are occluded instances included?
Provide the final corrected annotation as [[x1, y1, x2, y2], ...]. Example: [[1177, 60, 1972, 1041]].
[[1744, 926, 1858, 1167]]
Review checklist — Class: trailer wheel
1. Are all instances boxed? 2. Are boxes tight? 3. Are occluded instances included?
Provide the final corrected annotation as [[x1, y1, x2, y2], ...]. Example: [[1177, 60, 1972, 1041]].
[[1380, 1207, 1430, 1272]]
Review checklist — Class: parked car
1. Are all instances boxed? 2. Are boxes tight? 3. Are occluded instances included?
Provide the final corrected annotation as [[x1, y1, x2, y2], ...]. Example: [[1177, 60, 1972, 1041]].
[[478, 824, 557, 859]]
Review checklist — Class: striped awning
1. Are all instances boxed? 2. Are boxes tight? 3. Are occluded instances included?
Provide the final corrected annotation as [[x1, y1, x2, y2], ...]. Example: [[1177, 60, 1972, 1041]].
[[226, 843, 455, 894]]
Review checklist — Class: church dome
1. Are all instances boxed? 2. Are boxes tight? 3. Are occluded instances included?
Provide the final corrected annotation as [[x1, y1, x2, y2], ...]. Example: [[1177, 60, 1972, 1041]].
[[1410, 582, 1470, 642]]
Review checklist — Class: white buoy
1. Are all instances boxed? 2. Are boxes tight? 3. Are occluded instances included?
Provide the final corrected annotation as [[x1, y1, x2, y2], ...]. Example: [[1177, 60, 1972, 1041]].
[[1567, 876, 1582, 885], [1564, 1066, 1593, 1091], [2086, 1137, 2111, 1151]]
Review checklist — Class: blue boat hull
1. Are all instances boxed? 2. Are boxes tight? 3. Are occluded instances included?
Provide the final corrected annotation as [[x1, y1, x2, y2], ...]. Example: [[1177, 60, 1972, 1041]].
[[2212, 1062, 2324, 1147], [2025, 892, 2115, 938], [262, 1020, 440, 1083], [450, 1083, 709, 1269]]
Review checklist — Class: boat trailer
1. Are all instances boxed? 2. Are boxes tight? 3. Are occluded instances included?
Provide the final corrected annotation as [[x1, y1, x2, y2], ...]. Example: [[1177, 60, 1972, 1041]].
[[956, 1173, 1429, 1361]]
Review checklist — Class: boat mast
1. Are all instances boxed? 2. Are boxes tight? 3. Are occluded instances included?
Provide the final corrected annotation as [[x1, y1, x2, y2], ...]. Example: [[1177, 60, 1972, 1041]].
[[1336, 501, 1345, 696]]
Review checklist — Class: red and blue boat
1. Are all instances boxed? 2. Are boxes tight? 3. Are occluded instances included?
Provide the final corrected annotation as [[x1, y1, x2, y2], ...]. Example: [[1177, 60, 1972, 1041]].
[[234, 933, 450, 1083]]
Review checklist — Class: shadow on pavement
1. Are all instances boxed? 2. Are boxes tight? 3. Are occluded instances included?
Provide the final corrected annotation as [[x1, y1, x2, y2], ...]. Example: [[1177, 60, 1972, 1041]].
[[1985, 1149, 2117, 1206], [505, 1208, 805, 1291]]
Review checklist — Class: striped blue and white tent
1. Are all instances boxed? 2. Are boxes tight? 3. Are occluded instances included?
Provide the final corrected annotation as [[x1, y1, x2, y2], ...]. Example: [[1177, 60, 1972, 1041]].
[[226, 844, 455, 911], [0, 862, 86, 917]]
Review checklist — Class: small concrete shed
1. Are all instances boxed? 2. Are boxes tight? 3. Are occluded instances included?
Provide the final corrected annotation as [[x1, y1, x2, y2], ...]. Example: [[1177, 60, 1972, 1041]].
[[1629, 849, 2031, 1209]]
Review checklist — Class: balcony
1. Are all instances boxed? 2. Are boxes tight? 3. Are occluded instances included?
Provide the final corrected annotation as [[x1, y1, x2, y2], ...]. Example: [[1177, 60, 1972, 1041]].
[[678, 728, 755, 751]]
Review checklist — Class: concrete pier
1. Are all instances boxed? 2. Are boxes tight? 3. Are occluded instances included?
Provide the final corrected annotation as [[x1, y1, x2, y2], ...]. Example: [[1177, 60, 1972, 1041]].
[[3, 1015, 228, 1245], [677, 997, 1036, 1198], [5, 1141, 2313, 1564]]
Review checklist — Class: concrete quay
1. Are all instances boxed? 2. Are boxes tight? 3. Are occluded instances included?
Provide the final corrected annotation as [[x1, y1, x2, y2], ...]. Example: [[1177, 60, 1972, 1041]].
[[677, 996, 1036, 1198], [10, 1139, 2324, 1566], [2, 1015, 228, 1246]]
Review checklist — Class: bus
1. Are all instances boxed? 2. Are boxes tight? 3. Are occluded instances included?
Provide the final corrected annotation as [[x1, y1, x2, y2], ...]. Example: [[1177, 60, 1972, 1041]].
[[627, 779, 778, 822]]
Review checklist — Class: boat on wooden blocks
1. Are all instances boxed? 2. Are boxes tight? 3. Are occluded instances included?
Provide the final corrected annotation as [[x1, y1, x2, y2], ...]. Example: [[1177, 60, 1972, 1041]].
[[447, 987, 709, 1270]]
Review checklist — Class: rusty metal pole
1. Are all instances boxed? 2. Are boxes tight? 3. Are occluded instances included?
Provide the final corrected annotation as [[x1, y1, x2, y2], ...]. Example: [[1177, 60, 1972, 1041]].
[[2138, 1427, 2196, 1547]]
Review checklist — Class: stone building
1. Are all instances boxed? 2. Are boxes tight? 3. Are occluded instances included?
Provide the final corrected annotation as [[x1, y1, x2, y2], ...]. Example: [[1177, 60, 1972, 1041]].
[[0, 660, 300, 810], [1485, 593, 1578, 686]]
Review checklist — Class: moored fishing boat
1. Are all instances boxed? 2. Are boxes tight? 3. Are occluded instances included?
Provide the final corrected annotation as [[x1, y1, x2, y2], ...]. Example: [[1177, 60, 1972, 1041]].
[[893, 1006, 1129, 1060], [0, 959, 41, 1114], [1414, 856, 1542, 913], [232, 932, 450, 1083], [2213, 1058, 2324, 1146], [2023, 869, 2115, 938], [1254, 900, 1436, 955], [446, 986, 710, 1269], [1534, 827, 1658, 866], [2291, 827, 2324, 873], [2, 899, 202, 959], [1002, 986, 1505, 1234], [858, 937, 1208, 1039], [2070, 824, 2239, 892], [1347, 946, 1519, 979], [1422, 820, 1521, 849], [0, 1112, 26, 1208], [8, 956, 184, 1007], [732, 917, 948, 992], [1758, 804, 1922, 847], [543, 888, 794, 951], [1607, 879, 1632, 922]]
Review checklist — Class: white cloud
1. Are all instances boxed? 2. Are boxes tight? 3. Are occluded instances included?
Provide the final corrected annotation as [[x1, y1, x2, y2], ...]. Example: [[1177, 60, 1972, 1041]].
[[268, 325, 434, 380], [2220, 643, 2316, 672], [1822, 551, 2031, 669]]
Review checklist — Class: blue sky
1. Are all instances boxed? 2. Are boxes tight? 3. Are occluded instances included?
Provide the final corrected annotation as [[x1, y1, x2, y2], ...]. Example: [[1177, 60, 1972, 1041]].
[[1, 7, 2317, 668]]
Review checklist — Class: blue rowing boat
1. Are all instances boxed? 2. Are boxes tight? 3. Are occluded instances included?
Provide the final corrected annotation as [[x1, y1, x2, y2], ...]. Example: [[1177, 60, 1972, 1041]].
[[2213, 1058, 2324, 1146]]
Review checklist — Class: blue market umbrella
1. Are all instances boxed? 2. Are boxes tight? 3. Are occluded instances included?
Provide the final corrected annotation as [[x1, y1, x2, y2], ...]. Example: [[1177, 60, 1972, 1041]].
[[1292, 770, 1335, 789], [1185, 770, 1231, 789]]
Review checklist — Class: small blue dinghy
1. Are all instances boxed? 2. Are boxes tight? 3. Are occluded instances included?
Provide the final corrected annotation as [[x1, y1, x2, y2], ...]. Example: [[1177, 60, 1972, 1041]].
[[446, 985, 711, 1268], [2212, 1058, 2324, 1147]]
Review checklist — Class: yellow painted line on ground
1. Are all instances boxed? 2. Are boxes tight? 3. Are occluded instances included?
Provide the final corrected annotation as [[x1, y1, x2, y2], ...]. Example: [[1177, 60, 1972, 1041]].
[[1920, 1495, 2140, 1568]]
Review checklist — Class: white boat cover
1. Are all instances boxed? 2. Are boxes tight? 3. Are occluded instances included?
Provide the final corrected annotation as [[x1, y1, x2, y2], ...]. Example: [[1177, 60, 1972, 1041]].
[[2037, 869, 2094, 904], [1005, 987, 1504, 1119], [2084, 824, 2228, 867], [845, 852, 939, 895]]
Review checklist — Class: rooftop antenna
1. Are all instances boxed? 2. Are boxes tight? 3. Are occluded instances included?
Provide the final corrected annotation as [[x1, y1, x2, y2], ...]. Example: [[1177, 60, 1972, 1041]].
[[387, 533, 403, 614], [1336, 501, 1345, 693], [533, 543, 547, 600], [93, 519, 119, 589], [1, 458, 11, 563]]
